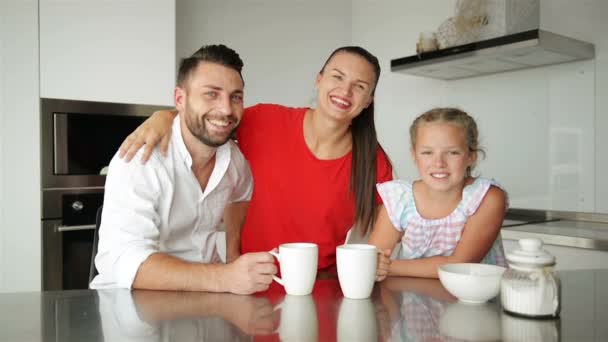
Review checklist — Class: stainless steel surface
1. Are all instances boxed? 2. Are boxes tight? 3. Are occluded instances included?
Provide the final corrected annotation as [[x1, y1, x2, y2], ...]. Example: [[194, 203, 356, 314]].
[[57, 224, 96, 232], [71, 201, 84, 211], [508, 208, 608, 224], [40, 97, 172, 189], [1, 270, 607, 341], [546, 210, 608, 224], [42, 188, 103, 219], [42, 219, 63, 291], [40, 98, 171, 291], [42, 216, 97, 291], [502, 229, 608, 251], [391, 29, 595, 80], [502, 208, 608, 251], [42, 188, 104, 290], [53, 113, 69, 175]]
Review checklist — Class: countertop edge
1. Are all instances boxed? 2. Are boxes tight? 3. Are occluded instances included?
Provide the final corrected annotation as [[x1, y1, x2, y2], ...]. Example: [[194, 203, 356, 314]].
[[501, 229, 608, 251]]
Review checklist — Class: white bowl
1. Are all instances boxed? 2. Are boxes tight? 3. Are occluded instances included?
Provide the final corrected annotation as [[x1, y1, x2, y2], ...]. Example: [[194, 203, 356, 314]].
[[438, 263, 506, 304]]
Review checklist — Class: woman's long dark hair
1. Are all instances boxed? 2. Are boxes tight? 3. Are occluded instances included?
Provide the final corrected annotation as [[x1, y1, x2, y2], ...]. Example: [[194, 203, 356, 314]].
[[319, 46, 388, 236]]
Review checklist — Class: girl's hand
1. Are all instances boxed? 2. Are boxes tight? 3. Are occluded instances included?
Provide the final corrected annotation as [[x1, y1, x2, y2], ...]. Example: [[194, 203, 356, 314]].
[[118, 110, 177, 163], [376, 249, 392, 282], [369, 205, 402, 281]]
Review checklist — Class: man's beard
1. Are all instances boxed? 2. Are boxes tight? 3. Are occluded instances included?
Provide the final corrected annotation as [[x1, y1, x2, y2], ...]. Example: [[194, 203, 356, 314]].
[[184, 110, 239, 147]]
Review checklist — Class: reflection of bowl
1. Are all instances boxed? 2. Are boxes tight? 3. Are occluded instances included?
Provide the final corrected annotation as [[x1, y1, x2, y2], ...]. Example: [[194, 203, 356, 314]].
[[438, 263, 505, 304], [440, 302, 501, 341]]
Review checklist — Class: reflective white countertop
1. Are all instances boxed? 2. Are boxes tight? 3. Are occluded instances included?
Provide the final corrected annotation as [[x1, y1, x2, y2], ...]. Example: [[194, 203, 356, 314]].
[[1, 269, 606, 341]]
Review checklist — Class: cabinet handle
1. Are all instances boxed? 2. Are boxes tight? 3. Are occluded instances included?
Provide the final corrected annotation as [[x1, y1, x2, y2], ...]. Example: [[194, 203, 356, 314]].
[[57, 224, 96, 232]]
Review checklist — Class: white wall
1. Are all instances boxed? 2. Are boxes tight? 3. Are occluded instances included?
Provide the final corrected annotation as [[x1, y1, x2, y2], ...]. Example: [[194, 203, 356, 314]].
[[351, 0, 608, 214], [176, 0, 606, 213], [1, 1, 175, 293], [0, 5, 4, 289], [40, 0, 175, 105], [351, 0, 453, 180], [0, 1, 41, 292], [176, 0, 352, 108]]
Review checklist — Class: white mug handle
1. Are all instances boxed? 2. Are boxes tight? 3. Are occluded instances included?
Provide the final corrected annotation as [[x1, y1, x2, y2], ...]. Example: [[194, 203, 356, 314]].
[[269, 250, 284, 286]]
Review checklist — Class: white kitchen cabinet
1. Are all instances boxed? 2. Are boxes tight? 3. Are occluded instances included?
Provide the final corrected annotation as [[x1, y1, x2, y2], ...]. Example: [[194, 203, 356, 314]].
[[502, 238, 608, 271], [39, 0, 175, 106], [1, 0, 41, 293], [1, 1, 175, 293]]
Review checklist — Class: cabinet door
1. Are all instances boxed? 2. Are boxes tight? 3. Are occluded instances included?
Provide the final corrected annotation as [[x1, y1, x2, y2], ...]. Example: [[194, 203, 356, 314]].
[[39, 0, 175, 105]]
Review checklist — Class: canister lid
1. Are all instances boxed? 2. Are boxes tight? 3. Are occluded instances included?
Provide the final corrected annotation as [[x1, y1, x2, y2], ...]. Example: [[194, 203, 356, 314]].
[[506, 238, 556, 266]]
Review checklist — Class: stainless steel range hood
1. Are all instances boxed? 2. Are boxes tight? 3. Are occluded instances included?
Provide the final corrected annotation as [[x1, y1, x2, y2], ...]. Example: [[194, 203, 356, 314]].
[[391, 29, 595, 80]]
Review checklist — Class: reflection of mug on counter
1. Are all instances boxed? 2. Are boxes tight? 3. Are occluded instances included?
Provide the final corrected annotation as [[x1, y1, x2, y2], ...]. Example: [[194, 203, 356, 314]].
[[337, 298, 378, 342], [273, 295, 318, 341]]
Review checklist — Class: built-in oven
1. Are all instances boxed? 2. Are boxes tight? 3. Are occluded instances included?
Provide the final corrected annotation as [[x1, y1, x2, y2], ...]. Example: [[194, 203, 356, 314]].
[[41, 98, 171, 290], [42, 188, 104, 290]]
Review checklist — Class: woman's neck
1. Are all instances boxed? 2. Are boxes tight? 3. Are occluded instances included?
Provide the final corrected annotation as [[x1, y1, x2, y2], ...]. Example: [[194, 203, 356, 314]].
[[303, 108, 352, 159]]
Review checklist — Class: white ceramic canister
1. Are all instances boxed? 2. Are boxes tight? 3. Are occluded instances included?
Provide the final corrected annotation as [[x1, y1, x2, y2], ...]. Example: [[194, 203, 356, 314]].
[[500, 238, 561, 318]]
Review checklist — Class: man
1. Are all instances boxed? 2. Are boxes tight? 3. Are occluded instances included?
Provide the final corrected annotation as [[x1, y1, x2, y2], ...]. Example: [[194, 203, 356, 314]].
[[90, 45, 276, 294], [97, 290, 275, 341]]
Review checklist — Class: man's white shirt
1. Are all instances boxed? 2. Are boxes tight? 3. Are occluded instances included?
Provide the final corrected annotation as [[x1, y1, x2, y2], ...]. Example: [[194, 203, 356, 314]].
[[90, 115, 253, 289]]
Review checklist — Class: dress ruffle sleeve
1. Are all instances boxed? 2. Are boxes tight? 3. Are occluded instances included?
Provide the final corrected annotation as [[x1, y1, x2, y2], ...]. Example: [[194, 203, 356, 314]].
[[376, 180, 414, 232], [460, 178, 509, 217]]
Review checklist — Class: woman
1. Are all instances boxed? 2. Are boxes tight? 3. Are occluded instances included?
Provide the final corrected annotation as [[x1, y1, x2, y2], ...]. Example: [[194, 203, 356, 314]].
[[119, 46, 393, 273]]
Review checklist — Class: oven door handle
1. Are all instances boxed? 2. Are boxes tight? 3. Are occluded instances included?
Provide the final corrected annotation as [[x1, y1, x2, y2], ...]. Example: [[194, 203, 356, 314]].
[[56, 224, 96, 232]]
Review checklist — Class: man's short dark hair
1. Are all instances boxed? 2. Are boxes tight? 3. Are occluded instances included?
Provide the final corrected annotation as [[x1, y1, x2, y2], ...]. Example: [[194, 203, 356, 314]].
[[177, 44, 244, 87]]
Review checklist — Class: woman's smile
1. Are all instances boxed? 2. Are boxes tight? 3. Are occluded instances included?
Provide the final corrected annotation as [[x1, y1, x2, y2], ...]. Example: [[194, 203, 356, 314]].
[[329, 95, 352, 110]]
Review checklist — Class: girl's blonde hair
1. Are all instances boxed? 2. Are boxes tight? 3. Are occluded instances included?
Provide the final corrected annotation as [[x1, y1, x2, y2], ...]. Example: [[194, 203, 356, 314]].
[[409, 107, 485, 177]]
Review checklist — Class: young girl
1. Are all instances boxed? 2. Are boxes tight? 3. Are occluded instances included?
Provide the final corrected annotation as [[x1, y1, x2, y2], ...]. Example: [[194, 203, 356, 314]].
[[370, 107, 507, 280]]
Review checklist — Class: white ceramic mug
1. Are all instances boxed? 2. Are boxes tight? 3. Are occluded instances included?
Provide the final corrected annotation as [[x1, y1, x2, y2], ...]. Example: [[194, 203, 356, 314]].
[[273, 295, 318, 341], [337, 298, 378, 342], [269, 243, 318, 295], [336, 244, 380, 299]]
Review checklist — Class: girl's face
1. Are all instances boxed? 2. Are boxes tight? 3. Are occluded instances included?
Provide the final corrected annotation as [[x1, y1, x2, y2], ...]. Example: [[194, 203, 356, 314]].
[[411, 122, 476, 193], [315, 52, 376, 124]]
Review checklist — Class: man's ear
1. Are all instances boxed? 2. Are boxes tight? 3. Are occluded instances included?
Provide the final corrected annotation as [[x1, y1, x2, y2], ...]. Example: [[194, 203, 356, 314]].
[[174, 86, 186, 112]]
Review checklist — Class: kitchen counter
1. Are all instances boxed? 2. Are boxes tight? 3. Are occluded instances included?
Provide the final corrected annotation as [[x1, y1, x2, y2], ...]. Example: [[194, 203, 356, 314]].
[[501, 212, 608, 251], [1, 269, 606, 341]]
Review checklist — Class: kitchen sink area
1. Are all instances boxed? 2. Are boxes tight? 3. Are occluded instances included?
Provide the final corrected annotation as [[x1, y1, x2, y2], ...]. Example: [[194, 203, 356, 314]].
[[501, 209, 608, 252]]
